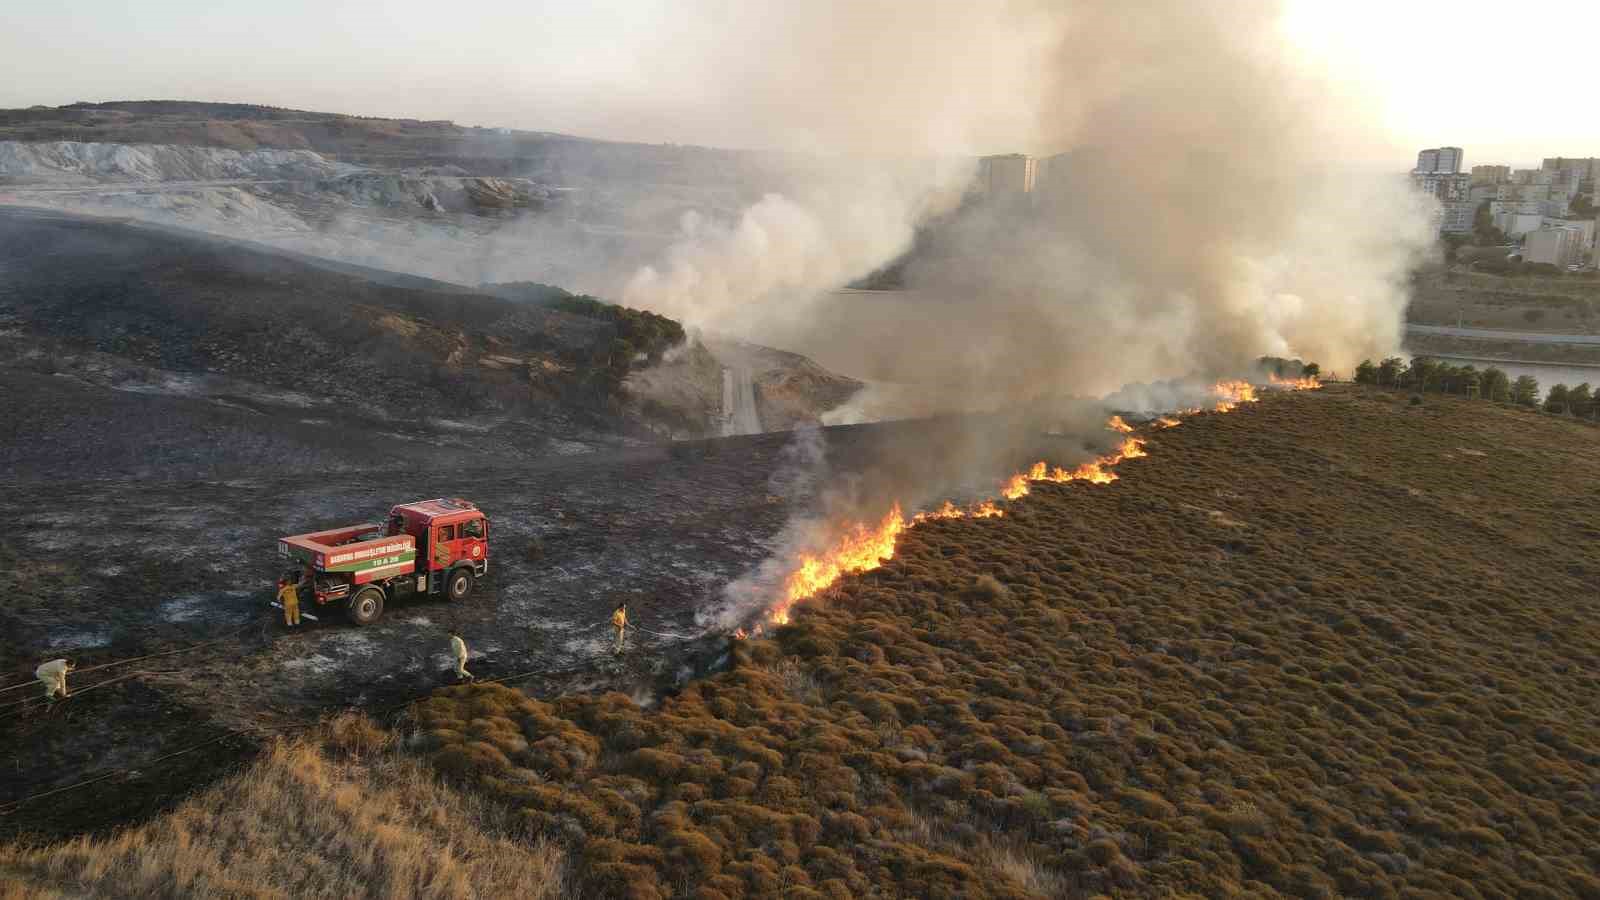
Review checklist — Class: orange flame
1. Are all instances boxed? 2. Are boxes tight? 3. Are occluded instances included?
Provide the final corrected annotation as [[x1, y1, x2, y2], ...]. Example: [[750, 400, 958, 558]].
[[911, 498, 1008, 525], [911, 500, 963, 523], [752, 424, 1163, 630], [740, 375, 1325, 634], [1269, 373, 1323, 390], [767, 505, 905, 626], [1211, 380, 1258, 412]]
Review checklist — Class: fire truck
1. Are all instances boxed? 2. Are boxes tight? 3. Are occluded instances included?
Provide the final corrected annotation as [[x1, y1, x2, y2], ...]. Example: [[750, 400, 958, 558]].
[[277, 498, 489, 626]]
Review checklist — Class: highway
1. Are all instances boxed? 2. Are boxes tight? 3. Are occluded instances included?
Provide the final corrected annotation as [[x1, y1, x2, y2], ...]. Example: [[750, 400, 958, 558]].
[[1406, 323, 1600, 345]]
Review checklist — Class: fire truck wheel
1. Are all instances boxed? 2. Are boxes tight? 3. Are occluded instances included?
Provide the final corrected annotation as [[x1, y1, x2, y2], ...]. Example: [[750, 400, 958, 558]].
[[346, 587, 385, 626], [447, 568, 474, 601]]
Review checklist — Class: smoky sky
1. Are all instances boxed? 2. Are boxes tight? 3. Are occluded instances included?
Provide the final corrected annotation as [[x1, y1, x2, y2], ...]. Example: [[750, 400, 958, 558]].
[[621, 0, 1434, 413]]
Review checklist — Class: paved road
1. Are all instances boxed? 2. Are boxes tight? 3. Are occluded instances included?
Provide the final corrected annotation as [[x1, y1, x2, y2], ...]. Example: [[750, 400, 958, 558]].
[[721, 366, 762, 437], [1407, 323, 1600, 345]]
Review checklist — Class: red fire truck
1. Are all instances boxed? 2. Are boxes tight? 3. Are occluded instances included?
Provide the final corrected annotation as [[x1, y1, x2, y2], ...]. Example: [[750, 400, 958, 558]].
[[277, 498, 489, 626]]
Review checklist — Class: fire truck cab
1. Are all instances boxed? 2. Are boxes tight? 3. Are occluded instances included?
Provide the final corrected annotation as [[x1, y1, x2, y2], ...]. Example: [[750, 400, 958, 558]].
[[278, 497, 489, 626], [385, 498, 489, 599]]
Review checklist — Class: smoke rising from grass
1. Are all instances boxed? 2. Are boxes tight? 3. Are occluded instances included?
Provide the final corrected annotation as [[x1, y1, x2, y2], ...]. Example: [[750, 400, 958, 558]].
[[615, 1, 1436, 629], [618, 0, 1432, 408]]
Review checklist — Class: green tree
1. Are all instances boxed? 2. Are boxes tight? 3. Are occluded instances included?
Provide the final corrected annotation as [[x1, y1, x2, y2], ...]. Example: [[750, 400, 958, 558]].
[[1471, 200, 1507, 245], [1301, 362, 1320, 378], [1355, 359, 1377, 385], [1463, 370, 1481, 399], [1568, 382, 1592, 417], [1512, 374, 1541, 407], [1405, 356, 1439, 392], [1480, 367, 1510, 402], [1378, 357, 1405, 388], [1544, 383, 1570, 414], [1441, 363, 1466, 393]]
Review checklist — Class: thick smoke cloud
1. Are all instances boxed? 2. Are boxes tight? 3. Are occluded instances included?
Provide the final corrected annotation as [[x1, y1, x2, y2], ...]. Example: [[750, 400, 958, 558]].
[[620, 0, 1434, 410]]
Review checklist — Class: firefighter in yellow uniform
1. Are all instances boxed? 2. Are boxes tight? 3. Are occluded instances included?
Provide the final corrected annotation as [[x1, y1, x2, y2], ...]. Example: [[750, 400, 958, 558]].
[[611, 602, 628, 654], [277, 573, 301, 627], [36, 658, 73, 700], [449, 630, 473, 681]]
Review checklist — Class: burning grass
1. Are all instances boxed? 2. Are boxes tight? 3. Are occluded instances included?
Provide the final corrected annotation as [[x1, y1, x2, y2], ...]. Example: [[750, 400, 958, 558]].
[[406, 384, 1600, 897], [0, 714, 567, 899]]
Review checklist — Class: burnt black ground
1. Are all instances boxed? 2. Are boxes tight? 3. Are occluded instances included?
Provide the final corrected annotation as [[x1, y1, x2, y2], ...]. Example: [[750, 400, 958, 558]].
[[0, 369, 1115, 841], [0, 350, 1117, 840], [0, 206, 1117, 840]]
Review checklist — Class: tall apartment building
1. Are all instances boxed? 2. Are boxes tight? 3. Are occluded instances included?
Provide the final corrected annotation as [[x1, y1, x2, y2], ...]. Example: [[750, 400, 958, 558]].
[[1411, 171, 1472, 202], [1415, 146, 1463, 174]]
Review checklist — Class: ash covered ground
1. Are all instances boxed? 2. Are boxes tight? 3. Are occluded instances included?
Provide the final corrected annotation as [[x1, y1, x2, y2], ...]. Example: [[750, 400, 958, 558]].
[[0, 367, 1099, 839], [0, 208, 1108, 838]]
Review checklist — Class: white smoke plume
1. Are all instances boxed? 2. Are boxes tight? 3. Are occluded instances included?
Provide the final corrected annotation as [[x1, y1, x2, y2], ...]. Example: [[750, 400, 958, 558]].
[[617, 0, 1434, 412], [621, 168, 969, 335]]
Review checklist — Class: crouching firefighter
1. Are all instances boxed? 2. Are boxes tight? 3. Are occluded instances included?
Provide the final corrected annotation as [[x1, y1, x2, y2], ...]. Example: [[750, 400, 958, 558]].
[[36, 658, 73, 701]]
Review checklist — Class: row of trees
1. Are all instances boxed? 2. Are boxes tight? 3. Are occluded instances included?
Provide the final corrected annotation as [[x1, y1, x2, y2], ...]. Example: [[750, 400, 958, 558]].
[[1354, 356, 1598, 416]]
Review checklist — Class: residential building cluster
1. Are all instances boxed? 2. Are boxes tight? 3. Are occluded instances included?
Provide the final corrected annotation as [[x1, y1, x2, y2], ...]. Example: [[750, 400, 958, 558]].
[[1411, 147, 1598, 269], [971, 145, 1597, 270]]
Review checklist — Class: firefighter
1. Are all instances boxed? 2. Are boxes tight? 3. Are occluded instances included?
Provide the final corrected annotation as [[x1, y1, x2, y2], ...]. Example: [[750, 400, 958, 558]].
[[276, 571, 301, 627], [611, 602, 628, 654], [449, 630, 473, 681], [36, 658, 73, 701]]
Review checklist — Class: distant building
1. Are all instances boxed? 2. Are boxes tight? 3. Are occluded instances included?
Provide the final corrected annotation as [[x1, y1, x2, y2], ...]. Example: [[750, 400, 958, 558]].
[[1468, 183, 1499, 203], [1494, 179, 1575, 216], [1523, 225, 1585, 267], [1541, 157, 1600, 182], [1471, 164, 1510, 184], [1437, 201, 1476, 233], [975, 154, 1037, 198], [1541, 217, 1597, 256], [1497, 211, 1547, 237], [1411, 171, 1471, 203], [1415, 146, 1463, 174]]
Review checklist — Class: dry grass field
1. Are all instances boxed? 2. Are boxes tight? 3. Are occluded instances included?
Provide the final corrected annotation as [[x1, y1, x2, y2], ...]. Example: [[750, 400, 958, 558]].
[[4, 386, 1597, 898], [0, 715, 567, 899], [413, 386, 1600, 898]]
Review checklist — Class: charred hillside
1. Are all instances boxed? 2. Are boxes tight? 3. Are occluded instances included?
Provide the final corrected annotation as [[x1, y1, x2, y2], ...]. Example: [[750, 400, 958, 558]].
[[0, 208, 852, 445], [0, 209, 642, 441]]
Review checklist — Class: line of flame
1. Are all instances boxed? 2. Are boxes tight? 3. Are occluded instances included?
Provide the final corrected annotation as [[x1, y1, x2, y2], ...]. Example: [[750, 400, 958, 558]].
[[740, 380, 1322, 635], [1268, 373, 1324, 391]]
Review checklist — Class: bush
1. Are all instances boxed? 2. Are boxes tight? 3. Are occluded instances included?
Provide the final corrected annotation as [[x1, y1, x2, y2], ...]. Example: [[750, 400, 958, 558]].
[[971, 574, 1011, 601]]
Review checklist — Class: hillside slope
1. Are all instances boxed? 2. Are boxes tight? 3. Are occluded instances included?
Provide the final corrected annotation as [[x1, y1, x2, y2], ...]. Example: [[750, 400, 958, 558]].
[[404, 386, 1600, 898], [0, 208, 856, 446], [8, 387, 1595, 897]]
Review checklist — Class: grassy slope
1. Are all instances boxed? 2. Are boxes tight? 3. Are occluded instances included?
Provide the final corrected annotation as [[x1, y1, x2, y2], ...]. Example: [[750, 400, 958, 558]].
[[5, 387, 1597, 898], [413, 387, 1600, 898], [0, 716, 566, 899]]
